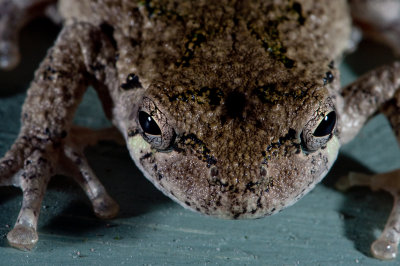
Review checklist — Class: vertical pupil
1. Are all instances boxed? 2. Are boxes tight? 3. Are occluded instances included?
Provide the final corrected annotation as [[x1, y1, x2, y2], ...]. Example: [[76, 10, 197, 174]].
[[139, 111, 162, 135]]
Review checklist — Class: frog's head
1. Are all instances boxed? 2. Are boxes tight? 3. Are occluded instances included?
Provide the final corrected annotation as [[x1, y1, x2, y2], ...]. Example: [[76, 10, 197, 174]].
[[123, 69, 340, 219]]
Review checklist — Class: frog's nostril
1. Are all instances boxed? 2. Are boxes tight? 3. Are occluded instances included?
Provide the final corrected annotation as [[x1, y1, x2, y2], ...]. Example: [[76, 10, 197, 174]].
[[210, 166, 219, 177], [260, 165, 267, 177]]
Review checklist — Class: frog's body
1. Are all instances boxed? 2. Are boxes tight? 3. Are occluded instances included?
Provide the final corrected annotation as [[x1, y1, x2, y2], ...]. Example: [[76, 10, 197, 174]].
[[1, 0, 400, 260], [59, 0, 350, 219]]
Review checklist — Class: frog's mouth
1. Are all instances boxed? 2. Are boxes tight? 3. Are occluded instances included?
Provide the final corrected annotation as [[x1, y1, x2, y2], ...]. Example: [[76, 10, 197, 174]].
[[127, 133, 340, 219]]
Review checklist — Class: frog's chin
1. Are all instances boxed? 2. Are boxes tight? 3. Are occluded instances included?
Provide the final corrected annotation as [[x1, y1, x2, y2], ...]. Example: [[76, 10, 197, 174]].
[[127, 135, 341, 219]]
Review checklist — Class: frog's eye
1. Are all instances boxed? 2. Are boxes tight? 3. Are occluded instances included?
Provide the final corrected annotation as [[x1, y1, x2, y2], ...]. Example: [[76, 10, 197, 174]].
[[313, 111, 336, 137], [136, 98, 176, 150], [139, 111, 162, 135], [301, 110, 337, 152]]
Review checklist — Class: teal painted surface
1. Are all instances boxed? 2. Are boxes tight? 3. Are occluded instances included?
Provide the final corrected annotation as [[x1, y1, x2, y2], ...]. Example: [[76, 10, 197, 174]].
[[0, 19, 400, 265]]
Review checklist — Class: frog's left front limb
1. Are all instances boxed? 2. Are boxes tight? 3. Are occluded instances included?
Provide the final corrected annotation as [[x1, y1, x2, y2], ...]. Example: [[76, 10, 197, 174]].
[[0, 22, 120, 250], [337, 61, 400, 260]]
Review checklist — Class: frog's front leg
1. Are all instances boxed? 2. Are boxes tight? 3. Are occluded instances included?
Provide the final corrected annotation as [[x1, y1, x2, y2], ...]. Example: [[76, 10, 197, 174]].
[[0, 22, 119, 250], [59, 127, 124, 219], [339, 62, 400, 143], [338, 62, 400, 260], [6, 148, 54, 250]]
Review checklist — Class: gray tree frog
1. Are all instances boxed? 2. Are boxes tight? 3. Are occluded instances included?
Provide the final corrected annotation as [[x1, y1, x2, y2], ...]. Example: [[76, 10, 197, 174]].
[[1, 0, 400, 261]]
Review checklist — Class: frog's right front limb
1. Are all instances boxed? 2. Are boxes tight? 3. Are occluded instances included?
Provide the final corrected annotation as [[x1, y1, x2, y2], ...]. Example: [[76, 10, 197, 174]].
[[337, 62, 400, 260], [0, 22, 119, 250]]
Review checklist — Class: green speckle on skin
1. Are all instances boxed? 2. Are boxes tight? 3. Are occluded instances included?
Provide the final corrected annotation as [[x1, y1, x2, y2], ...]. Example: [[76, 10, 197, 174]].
[[254, 84, 307, 105], [247, 1, 306, 69], [249, 24, 295, 69], [168, 87, 224, 106], [177, 29, 207, 67], [139, 0, 185, 22]]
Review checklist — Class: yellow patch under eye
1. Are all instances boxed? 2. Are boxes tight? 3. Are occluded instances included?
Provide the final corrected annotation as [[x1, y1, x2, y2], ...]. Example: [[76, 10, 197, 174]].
[[128, 135, 152, 159]]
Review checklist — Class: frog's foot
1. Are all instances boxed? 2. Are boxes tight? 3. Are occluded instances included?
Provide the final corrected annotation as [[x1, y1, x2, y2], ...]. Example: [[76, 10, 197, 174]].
[[336, 170, 400, 260], [0, 126, 120, 250], [60, 127, 121, 219], [7, 225, 38, 251], [0, 146, 53, 251], [91, 194, 119, 219]]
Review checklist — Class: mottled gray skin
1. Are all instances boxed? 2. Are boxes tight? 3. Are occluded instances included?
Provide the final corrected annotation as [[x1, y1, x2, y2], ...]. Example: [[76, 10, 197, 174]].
[[108, 0, 350, 219], [2, 0, 400, 260]]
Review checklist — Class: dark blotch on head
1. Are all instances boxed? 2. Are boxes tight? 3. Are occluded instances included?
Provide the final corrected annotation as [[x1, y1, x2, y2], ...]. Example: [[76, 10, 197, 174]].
[[61, 130, 67, 138], [293, 2, 306, 25], [179, 133, 217, 167], [100, 22, 117, 50], [224, 91, 246, 119], [140, 152, 153, 162], [260, 166, 267, 177], [128, 129, 139, 137], [121, 73, 142, 90], [211, 167, 219, 177], [323, 71, 334, 85]]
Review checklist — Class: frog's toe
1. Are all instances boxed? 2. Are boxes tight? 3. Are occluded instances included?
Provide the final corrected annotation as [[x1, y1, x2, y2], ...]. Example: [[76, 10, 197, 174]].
[[371, 239, 398, 260], [337, 170, 400, 260], [369, 193, 400, 260], [0, 157, 18, 186], [92, 194, 119, 219], [335, 172, 373, 191], [62, 139, 119, 219], [7, 224, 38, 251], [335, 175, 352, 191]]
